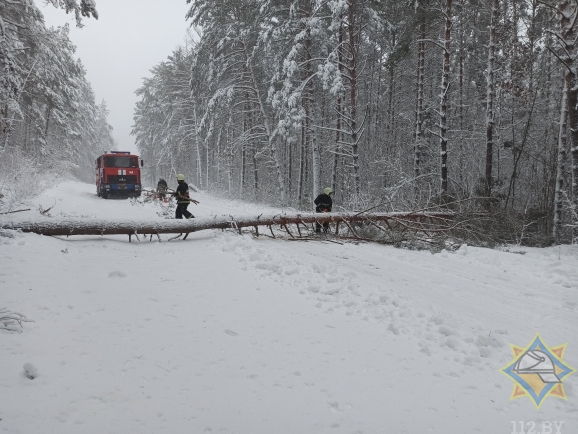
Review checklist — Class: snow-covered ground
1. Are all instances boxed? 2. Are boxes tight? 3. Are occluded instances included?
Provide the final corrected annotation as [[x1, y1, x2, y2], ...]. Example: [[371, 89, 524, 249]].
[[1, 182, 577, 433]]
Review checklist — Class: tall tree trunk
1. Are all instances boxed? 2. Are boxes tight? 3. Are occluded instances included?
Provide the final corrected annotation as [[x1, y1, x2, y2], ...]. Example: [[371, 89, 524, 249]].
[[553, 79, 568, 241], [333, 98, 341, 195], [193, 106, 202, 189], [415, 21, 426, 178], [302, 0, 320, 200], [559, 1, 578, 240], [298, 121, 305, 203], [458, 24, 465, 184], [332, 19, 344, 194], [248, 101, 260, 199], [252, 147, 259, 200], [0, 104, 9, 149], [288, 137, 292, 199], [43, 105, 52, 149], [485, 0, 499, 197], [215, 127, 222, 189], [311, 129, 320, 197], [366, 46, 376, 160], [243, 45, 287, 204], [205, 133, 210, 191], [348, 0, 361, 196], [387, 30, 396, 135], [241, 141, 246, 199], [439, 0, 452, 195], [227, 127, 233, 196]]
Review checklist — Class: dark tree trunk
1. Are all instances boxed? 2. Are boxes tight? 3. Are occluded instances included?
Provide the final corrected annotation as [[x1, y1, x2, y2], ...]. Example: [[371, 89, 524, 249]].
[[415, 21, 426, 178], [485, 0, 499, 197], [439, 0, 452, 194], [348, 0, 360, 195]]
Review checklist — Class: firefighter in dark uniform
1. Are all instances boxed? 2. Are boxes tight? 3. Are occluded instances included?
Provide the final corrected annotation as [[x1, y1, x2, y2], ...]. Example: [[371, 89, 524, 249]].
[[156, 178, 168, 200], [314, 187, 333, 233], [174, 174, 199, 219]]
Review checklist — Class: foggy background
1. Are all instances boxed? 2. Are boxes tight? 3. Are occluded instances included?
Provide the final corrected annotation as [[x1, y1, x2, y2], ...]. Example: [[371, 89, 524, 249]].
[[40, 0, 192, 154]]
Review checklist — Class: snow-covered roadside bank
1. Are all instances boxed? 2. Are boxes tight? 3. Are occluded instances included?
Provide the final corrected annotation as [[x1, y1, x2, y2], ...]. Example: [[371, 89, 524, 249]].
[[1, 182, 577, 433], [0, 181, 289, 224]]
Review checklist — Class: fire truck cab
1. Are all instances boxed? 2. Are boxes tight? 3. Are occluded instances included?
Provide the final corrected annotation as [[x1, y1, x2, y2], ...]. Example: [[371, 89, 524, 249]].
[[95, 151, 143, 198]]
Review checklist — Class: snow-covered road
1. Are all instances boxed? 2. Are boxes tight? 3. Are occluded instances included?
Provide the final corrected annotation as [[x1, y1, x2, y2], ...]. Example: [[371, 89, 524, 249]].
[[1, 182, 577, 433]]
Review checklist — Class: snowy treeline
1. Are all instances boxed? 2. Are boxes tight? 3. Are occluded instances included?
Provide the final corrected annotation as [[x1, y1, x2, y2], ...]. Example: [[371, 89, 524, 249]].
[[129, 0, 575, 243], [0, 0, 112, 199]]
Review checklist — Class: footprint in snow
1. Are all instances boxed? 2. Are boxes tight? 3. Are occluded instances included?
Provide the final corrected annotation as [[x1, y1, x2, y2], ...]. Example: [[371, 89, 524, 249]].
[[108, 271, 127, 278], [224, 329, 238, 336]]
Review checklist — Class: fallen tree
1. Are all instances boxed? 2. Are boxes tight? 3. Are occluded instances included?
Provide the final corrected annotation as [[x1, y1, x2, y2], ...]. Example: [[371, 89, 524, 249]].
[[0, 211, 458, 241]]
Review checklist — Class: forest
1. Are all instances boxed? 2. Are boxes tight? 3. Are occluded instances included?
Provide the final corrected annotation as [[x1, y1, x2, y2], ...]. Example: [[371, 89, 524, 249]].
[[131, 0, 578, 245], [3, 1, 578, 246], [0, 0, 114, 199]]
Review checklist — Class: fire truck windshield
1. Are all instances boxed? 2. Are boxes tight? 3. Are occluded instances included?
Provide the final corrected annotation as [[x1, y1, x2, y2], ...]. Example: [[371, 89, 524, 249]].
[[104, 157, 138, 168]]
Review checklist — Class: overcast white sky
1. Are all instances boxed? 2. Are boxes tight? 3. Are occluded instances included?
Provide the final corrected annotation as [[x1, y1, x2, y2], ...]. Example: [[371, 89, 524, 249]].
[[41, 0, 192, 154]]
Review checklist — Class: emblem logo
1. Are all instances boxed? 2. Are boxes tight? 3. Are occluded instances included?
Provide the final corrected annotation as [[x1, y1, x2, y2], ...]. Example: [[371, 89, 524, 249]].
[[500, 333, 574, 409]]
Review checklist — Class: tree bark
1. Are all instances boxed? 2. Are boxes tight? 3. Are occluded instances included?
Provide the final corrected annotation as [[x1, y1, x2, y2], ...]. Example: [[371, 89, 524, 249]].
[[2, 211, 458, 237], [332, 19, 345, 194], [439, 0, 452, 195], [347, 0, 361, 196], [415, 20, 426, 178], [302, 0, 320, 201], [193, 106, 203, 189], [559, 0, 578, 240], [485, 0, 499, 197], [252, 146, 259, 200], [298, 120, 305, 202], [215, 127, 222, 189], [554, 77, 568, 240], [241, 137, 246, 199], [227, 125, 233, 195]]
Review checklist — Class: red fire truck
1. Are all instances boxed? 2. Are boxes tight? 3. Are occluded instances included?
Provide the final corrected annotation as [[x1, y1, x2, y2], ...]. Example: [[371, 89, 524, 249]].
[[95, 151, 143, 198]]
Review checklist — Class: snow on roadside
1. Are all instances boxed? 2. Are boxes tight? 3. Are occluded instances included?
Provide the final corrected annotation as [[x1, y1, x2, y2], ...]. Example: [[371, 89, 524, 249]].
[[1, 182, 577, 433], [0, 181, 293, 224]]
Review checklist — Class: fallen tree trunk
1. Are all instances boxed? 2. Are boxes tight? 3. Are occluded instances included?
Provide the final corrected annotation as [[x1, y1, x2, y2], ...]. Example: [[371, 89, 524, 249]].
[[1, 211, 456, 237]]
